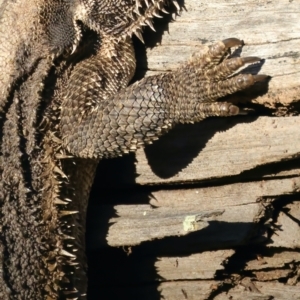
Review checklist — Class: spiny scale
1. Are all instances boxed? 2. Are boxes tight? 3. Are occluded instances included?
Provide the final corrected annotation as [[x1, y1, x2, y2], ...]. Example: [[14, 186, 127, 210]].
[[125, 0, 181, 42]]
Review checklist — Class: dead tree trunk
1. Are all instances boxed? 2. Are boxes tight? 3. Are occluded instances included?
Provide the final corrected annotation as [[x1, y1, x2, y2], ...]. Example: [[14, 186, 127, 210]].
[[86, 1, 300, 299]]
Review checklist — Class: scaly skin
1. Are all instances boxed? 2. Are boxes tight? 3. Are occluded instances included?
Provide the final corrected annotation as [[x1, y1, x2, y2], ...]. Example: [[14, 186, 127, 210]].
[[0, 0, 267, 299]]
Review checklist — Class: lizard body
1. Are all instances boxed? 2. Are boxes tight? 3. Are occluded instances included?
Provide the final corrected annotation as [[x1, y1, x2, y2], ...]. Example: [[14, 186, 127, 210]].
[[0, 0, 267, 299]]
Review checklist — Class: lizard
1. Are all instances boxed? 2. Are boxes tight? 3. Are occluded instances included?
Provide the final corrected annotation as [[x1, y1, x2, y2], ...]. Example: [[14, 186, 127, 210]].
[[0, 0, 268, 299]]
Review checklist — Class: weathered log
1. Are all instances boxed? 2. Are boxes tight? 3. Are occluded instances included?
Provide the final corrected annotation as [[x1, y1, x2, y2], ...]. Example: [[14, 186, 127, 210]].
[[215, 281, 300, 300], [155, 250, 235, 280], [94, 280, 300, 300], [87, 1, 300, 299], [135, 116, 300, 185], [88, 176, 299, 249]]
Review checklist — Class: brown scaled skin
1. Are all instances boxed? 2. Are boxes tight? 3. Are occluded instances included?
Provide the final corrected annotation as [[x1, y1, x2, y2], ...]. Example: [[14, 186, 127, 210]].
[[0, 0, 268, 299], [60, 37, 268, 159]]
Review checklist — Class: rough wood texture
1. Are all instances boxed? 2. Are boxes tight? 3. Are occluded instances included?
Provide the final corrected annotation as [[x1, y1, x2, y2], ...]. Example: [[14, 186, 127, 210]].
[[135, 116, 300, 184], [155, 250, 235, 280], [215, 282, 300, 300], [88, 176, 299, 247], [144, 0, 300, 111], [111, 280, 300, 300], [269, 201, 300, 249], [158, 281, 220, 300]]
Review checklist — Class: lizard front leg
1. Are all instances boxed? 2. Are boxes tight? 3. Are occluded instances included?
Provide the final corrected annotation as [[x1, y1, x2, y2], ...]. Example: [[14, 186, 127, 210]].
[[60, 38, 268, 159]]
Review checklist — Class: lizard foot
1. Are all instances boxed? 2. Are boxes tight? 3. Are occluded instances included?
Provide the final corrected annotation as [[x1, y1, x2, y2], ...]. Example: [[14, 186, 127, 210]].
[[180, 38, 269, 120], [185, 38, 269, 102], [205, 38, 268, 83], [201, 37, 269, 97]]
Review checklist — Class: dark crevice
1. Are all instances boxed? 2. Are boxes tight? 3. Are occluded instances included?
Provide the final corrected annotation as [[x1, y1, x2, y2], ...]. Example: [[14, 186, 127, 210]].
[[271, 194, 300, 225], [17, 94, 36, 196], [1, 58, 45, 198]]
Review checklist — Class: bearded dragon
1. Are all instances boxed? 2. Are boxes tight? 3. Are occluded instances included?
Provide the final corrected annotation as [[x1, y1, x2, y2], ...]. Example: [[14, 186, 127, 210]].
[[0, 0, 267, 299]]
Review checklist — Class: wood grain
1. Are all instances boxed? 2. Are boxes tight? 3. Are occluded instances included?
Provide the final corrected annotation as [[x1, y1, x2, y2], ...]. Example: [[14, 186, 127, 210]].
[[215, 281, 300, 300], [87, 176, 300, 248], [155, 250, 235, 280], [135, 116, 300, 185]]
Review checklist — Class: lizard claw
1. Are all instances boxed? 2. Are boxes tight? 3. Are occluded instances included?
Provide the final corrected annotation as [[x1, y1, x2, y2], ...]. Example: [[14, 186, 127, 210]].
[[253, 74, 270, 82], [178, 37, 270, 115], [222, 38, 244, 49], [219, 103, 240, 116], [241, 56, 262, 64], [235, 74, 268, 89], [205, 56, 264, 81]]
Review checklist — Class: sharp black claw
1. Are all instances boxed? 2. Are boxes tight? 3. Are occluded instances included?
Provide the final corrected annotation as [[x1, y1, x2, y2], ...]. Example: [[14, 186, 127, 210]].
[[222, 38, 244, 49], [253, 74, 270, 82], [241, 56, 262, 64]]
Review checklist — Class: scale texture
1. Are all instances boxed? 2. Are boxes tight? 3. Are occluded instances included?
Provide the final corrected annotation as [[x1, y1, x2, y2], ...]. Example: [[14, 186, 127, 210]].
[[0, 0, 266, 299]]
